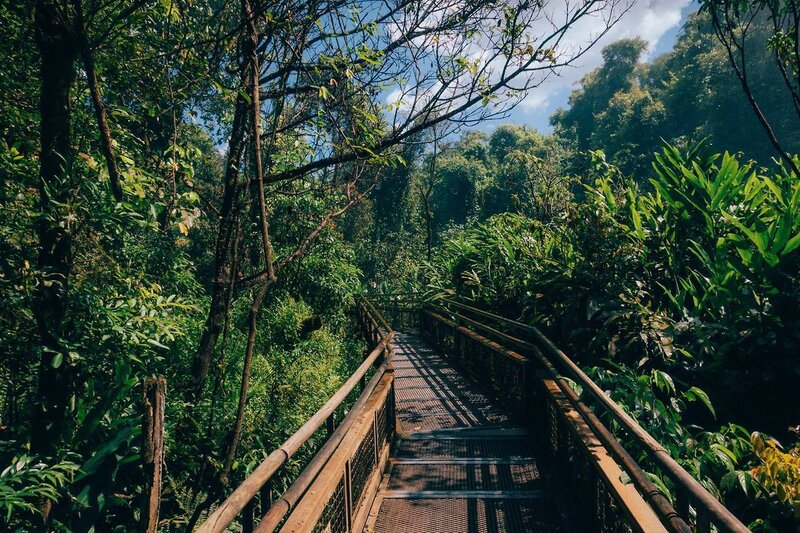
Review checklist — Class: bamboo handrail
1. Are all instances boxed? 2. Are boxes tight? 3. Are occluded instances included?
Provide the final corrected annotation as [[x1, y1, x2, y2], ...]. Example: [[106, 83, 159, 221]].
[[256, 356, 393, 530], [422, 307, 683, 531], [440, 298, 749, 533], [197, 298, 393, 533]]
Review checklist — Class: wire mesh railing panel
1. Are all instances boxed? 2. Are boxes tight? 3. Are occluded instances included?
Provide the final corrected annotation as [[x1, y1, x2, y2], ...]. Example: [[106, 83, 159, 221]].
[[596, 476, 635, 533], [350, 422, 377, 509], [421, 314, 527, 422], [528, 376, 650, 533], [284, 375, 394, 533], [313, 476, 347, 533], [376, 399, 389, 449], [370, 294, 420, 332]]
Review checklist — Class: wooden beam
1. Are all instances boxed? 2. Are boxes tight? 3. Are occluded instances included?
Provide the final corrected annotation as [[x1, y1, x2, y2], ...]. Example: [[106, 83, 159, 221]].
[[142, 377, 166, 533]]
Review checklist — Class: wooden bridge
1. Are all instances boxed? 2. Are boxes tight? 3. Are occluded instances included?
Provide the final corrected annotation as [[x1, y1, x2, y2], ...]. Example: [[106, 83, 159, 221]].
[[364, 331, 564, 532], [197, 296, 750, 532]]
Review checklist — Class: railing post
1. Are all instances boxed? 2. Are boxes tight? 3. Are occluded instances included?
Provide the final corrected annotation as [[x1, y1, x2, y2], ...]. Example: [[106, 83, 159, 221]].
[[327, 412, 336, 438], [676, 489, 689, 524], [345, 460, 353, 532], [373, 410, 379, 465], [388, 370, 396, 437], [261, 479, 272, 514], [242, 499, 255, 533], [697, 510, 710, 533], [520, 362, 529, 422], [142, 376, 166, 533]]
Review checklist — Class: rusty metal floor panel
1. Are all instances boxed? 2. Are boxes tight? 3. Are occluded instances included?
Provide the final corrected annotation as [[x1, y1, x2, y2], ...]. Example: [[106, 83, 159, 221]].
[[387, 463, 544, 492], [371, 498, 564, 533], [396, 398, 510, 432], [365, 332, 567, 532], [395, 438, 539, 460]]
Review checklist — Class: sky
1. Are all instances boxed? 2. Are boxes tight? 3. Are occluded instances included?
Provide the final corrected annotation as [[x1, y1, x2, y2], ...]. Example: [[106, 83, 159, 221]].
[[500, 0, 699, 133]]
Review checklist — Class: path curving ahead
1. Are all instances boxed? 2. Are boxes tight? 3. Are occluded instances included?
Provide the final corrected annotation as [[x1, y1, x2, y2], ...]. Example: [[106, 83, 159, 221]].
[[364, 332, 570, 532]]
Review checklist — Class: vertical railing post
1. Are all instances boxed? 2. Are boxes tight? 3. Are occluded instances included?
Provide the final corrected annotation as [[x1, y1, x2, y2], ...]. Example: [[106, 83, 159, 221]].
[[261, 478, 272, 515], [389, 372, 396, 436], [327, 412, 336, 438], [242, 499, 255, 533], [373, 410, 380, 466], [697, 510, 710, 533], [520, 362, 529, 422], [676, 489, 689, 525], [345, 460, 353, 532], [142, 376, 166, 533], [592, 464, 602, 531]]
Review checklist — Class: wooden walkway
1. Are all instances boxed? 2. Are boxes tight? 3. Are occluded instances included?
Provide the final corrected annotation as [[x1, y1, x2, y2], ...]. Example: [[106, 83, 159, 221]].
[[365, 332, 569, 532]]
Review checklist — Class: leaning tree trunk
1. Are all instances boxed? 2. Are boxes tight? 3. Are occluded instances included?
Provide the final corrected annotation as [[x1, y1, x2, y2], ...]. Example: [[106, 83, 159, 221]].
[[31, 0, 79, 523], [190, 91, 250, 396], [218, 0, 277, 483], [71, 0, 123, 201]]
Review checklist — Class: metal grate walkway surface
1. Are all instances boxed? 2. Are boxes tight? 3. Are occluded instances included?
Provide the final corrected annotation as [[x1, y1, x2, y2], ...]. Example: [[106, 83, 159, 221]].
[[365, 332, 569, 532]]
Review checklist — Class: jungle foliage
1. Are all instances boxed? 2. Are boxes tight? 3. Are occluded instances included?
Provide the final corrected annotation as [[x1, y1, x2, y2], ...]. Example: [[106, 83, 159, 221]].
[[3, 0, 800, 529], [552, 10, 800, 176], [0, 0, 628, 529]]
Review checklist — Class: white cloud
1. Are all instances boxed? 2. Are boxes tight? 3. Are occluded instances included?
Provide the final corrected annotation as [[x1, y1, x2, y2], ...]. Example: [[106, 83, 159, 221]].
[[386, 89, 403, 107], [519, 87, 554, 111]]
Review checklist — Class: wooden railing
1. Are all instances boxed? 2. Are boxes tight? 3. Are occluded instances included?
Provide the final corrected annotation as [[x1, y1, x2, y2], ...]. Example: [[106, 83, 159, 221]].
[[371, 295, 749, 533], [196, 296, 394, 533]]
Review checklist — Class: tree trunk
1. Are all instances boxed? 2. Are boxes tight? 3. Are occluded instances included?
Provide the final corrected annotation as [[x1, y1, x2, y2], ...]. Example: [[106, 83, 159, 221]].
[[424, 189, 433, 261], [72, 0, 123, 201], [190, 91, 250, 396], [244, 0, 276, 283], [141, 377, 166, 533], [31, 0, 79, 523], [31, 0, 78, 453], [424, 141, 438, 261], [219, 281, 271, 485], [218, 0, 276, 485]]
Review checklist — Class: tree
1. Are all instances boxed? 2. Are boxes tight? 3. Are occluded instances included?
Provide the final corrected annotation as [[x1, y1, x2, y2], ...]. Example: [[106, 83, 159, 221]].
[[552, 38, 648, 150], [432, 150, 484, 231], [30, 3, 81, 491], [190, 0, 634, 395], [551, 10, 800, 175], [591, 85, 666, 173], [702, 0, 800, 175]]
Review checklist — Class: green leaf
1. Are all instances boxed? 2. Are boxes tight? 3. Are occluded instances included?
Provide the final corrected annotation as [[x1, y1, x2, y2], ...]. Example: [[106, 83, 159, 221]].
[[782, 231, 800, 255], [146, 339, 169, 350], [720, 211, 765, 254], [687, 386, 715, 417], [762, 176, 784, 203], [51, 352, 64, 369], [318, 85, 332, 100], [627, 192, 645, 240]]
